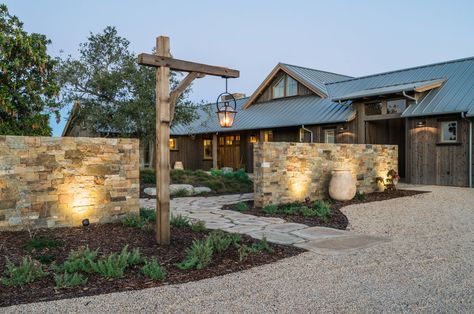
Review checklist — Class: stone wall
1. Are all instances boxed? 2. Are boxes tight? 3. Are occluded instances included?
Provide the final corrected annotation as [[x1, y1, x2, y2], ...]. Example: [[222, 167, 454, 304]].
[[253, 142, 398, 207], [0, 136, 139, 230]]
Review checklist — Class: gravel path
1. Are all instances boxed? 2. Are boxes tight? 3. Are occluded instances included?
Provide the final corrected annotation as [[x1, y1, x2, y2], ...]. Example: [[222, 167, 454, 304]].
[[5, 185, 474, 313]]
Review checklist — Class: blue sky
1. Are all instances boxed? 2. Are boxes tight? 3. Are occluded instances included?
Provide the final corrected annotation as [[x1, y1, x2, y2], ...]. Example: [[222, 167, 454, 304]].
[[4, 0, 474, 136]]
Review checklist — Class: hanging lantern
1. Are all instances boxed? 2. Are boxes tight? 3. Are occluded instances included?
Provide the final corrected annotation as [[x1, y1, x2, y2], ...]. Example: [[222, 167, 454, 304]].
[[216, 78, 237, 128]]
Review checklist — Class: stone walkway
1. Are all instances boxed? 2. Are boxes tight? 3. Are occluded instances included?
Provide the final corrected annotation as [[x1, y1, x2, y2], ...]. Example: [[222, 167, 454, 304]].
[[140, 194, 388, 254]]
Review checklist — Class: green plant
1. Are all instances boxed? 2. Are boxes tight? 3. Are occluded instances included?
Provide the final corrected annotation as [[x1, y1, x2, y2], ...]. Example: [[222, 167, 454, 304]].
[[170, 214, 190, 228], [233, 202, 249, 212], [174, 188, 191, 197], [207, 230, 241, 253], [1, 257, 47, 286], [54, 272, 88, 289], [232, 169, 250, 182], [34, 254, 56, 264], [176, 239, 213, 270], [263, 204, 278, 215], [23, 237, 63, 252], [122, 213, 146, 229], [139, 208, 156, 222], [251, 236, 274, 253], [191, 221, 207, 232], [128, 248, 143, 265], [140, 169, 156, 184], [282, 205, 298, 215], [91, 246, 135, 278], [210, 169, 222, 177], [299, 206, 318, 217], [238, 244, 254, 262], [314, 200, 331, 220], [354, 191, 366, 201], [53, 246, 98, 273], [141, 258, 167, 281]]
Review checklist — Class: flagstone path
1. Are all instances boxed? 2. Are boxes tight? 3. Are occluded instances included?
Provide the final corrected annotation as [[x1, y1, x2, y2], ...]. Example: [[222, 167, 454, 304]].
[[140, 194, 388, 254]]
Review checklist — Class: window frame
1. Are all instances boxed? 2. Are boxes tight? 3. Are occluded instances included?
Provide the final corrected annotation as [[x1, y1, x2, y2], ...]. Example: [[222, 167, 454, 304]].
[[271, 74, 299, 99], [169, 138, 178, 151], [263, 130, 273, 142], [203, 139, 213, 160], [439, 120, 458, 143], [323, 128, 336, 144], [272, 77, 285, 99]]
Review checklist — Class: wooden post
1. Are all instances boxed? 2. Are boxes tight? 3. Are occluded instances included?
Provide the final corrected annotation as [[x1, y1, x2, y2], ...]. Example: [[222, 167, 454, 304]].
[[212, 134, 218, 169], [155, 36, 171, 245]]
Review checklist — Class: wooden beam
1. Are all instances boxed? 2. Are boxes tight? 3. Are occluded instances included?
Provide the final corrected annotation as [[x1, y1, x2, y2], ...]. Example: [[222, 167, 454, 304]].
[[155, 36, 171, 245], [169, 72, 205, 121], [138, 53, 239, 78]]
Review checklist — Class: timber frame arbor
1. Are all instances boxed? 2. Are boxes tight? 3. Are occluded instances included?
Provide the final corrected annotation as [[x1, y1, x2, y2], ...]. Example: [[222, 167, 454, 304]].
[[138, 36, 239, 245]]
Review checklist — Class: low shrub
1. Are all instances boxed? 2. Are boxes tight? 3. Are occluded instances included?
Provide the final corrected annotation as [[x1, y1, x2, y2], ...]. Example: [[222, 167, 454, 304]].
[[53, 246, 98, 273], [233, 202, 249, 212], [91, 246, 140, 278], [238, 236, 274, 261], [251, 236, 274, 253], [170, 214, 190, 228], [354, 191, 366, 201], [23, 237, 63, 252], [299, 206, 317, 217], [141, 258, 167, 281], [263, 204, 278, 215], [314, 200, 331, 220], [207, 230, 241, 253], [140, 169, 156, 184], [174, 188, 191, 197], [139, 208, 156, 222], [176, 239, 214, 270], [34, 254, 56, 264], [210, 169, 222, 177], [54, 272, 88, 289], [190, 221, 207, 232], [1, 257, 47, 286], [123, 213, 146, 229]]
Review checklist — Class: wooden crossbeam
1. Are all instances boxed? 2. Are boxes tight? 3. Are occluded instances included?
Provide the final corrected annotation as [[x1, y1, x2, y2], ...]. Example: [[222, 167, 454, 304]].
[[138, 53, 239, 78], [169, 72, 205, 121]]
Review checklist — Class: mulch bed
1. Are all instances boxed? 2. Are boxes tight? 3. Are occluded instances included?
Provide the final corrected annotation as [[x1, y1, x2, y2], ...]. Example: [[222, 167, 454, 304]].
[[223, 189, 429, 230], [0, 223, 304, 307]]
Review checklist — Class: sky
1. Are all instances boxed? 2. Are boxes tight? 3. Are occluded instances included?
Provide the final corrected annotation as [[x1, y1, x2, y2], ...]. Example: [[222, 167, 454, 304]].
[[4, 0, 474, 136]]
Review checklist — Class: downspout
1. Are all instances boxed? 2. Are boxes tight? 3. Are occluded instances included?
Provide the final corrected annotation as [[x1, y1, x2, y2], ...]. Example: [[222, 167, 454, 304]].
[[402, 91, 417, 104], [461, 112, 472, 188], [301, 125, 313, 143]]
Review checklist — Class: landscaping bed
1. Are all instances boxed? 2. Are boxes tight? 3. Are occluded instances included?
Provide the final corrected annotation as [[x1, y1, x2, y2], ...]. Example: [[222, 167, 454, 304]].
[[224, 190, 428, 230], [0, 216, 303, 307], [140, 169, 253, 198]]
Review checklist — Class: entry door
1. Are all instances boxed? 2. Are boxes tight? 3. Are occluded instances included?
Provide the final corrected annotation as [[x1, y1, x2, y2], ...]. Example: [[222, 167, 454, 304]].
[[218, 135, 241, 169]]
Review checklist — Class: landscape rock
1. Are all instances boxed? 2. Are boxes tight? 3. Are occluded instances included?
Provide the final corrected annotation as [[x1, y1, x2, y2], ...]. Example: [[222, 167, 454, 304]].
[[144, 187, 157, 196], [221, 167, 233, 174], [170, 184, 194, 196], [193, 186, 212, 194]]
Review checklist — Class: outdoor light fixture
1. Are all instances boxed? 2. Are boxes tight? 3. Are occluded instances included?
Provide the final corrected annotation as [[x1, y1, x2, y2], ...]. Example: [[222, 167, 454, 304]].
[[338, 124, 347, 133], [216, 78, 237, 128], [82, 218, 90, 227], [249, 135, 258, 143], [416, 121, 426, 127]]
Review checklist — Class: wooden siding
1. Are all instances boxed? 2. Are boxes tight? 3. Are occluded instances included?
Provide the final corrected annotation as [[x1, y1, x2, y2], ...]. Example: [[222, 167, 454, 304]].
[[255, 71, 315, 103], [170, 135, 213, 171]]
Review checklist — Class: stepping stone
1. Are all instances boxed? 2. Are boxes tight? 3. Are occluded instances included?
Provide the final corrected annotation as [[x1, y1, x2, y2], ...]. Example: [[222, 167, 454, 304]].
[[265, 223, 308, 233], [187, 213, 223, 220], [232, 218, 270, 226], [291, 226, 350, 240], [204, 222, 235, 230], [256, 217, 286, 224], [222, 225, 264, 234], [295, 235, 389, 255], [247, 230, 306, 245]]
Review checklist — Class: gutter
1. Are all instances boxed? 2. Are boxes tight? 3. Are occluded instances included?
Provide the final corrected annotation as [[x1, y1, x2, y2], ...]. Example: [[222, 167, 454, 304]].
[[461, 112, 473, 188], [300, 125, 313, 143], [402, 91, 417, 104]]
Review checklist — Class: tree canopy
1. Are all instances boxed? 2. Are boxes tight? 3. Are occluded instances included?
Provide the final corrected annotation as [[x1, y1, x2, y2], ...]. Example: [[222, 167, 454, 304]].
[[59, 26, 197, 142], [0, 4, 61, 136]]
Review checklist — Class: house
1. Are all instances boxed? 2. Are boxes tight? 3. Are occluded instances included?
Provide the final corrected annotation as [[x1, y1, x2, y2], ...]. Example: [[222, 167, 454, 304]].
[[63, 56, 474, 187]]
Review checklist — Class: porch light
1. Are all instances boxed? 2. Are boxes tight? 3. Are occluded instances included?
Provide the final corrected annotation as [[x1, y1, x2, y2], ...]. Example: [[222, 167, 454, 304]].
[[216, 78, 237, 128], [416, 121, 426, 128]]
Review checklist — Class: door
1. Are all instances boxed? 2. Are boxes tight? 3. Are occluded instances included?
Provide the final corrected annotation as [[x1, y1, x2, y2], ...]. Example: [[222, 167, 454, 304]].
[[218, 134, 241, 169]]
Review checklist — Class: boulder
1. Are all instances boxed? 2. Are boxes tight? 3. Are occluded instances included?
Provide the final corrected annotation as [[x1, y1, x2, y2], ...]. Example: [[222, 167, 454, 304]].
[[170, 184, 194, 196], [193, 186, 212, 195], [221, 167, 233, 175], [143, 187, 156, 196]]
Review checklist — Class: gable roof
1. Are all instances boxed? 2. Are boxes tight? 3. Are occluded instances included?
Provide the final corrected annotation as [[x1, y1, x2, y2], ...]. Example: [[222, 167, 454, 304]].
[[242, 63, 352, 109]]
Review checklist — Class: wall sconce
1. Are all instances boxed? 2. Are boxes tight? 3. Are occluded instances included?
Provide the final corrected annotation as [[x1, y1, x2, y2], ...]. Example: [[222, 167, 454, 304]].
[[338, 124, 347, 133], [416, 121, 426, 128], [249, 135, 257, 143]]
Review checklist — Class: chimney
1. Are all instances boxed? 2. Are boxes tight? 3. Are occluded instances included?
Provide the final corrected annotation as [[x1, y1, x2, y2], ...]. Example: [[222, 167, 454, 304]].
[[221, 93, 246, 101]]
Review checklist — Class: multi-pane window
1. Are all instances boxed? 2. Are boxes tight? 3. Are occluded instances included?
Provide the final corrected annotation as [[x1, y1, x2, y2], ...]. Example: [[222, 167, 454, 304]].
[[440, 121, 457, 142], [286, 76, 298, 96], [324, 129, 336, 143], [203, 139, 212, 160], [387, 99, 406, 114], [272, 77, 285, 98], [272, 74, 298, 99], [365, 102, 383, 115], [263, 130, 273, 142], [169, 138, 178, 150]]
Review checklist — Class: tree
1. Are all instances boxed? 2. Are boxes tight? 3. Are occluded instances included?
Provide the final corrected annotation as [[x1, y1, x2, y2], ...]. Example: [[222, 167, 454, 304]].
[[0, 4, 61, 136], [59, 26, 197, 142]]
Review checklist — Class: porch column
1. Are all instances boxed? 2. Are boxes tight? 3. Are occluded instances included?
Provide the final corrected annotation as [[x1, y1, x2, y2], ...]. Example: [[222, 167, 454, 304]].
[[212, 134, 218, 169]]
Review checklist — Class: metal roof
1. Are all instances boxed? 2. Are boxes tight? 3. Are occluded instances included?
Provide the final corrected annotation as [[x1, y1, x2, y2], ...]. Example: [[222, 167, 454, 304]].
[[171, 96, 354, 135], [332, 79, 445, 102]]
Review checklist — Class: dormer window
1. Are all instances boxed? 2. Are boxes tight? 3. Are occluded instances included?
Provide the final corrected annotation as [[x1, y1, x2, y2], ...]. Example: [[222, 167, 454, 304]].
[[272, 74, 298, 99]]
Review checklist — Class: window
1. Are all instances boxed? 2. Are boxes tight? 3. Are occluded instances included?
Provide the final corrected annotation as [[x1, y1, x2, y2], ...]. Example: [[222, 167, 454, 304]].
[[387, 99, 406, 114], [169, 138, 178, 150], [286, 76, 298, 96], [440, 121, 457, 142], [249, 135, 258, 143], [365, 102, 383, 115], [263, 130, 273, 142], [324, 129, 336, 143], [272, 77, 285, 99], [203, 139, 213, 159]]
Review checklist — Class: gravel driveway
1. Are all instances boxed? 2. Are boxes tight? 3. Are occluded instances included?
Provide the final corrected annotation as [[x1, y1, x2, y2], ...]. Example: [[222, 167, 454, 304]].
[[6, 185, 474, 313]]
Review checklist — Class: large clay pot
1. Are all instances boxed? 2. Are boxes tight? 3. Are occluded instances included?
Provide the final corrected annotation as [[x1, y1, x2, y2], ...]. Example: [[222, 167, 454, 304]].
[[329, 168, 356, 201]]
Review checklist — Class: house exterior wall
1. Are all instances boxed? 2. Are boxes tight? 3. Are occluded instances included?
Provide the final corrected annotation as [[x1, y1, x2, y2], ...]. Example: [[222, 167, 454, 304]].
[[253, 142, 398, 207], [0, 136, 139, 231]]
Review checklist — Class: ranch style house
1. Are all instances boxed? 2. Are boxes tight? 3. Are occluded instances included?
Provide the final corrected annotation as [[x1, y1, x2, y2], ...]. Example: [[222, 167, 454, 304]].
[[63, 56, 474, 187]]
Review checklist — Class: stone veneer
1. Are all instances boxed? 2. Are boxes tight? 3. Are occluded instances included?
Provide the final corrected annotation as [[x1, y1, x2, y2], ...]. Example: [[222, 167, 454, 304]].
[[0, 136, 139, 230], [253, 142, 398, 207]]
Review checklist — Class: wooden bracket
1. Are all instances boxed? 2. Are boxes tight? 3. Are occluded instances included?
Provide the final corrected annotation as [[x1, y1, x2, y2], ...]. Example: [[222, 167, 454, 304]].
[[169, 72, 205, 121]]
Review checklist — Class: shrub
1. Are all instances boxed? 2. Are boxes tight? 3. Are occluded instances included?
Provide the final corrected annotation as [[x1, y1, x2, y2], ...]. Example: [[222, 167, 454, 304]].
[[299, 206, 318, 217], [282, 205, 298, 215], [54, 272, 87, 289], [139, 208, 156, 222], [170, 169, 186, 182], [53, 246, 98, 273], [263, 204, 278, 215], [210, 169, 222, 177], [238, 244, 253, 262], [238, 236, 274, 261], [355, 191, 366, 201], [233, 202, 249, 212], [91, 246, 135, 278], [176, 239, 213, 270], [191, 221, 207, 232], [123, 213, 146, 229], [1, 257, 47, 286], [141, 258, 166, 281], [140, 169, 156, 184], [34, 254, 56, 264], [207, 230, 241, 253], [173, 188, 191, 197], [170, 214, 190, 228], [232, 169, 250, 182], [23, 237, 63, 252], [251, 236, 274, 253], [314, 200, 331, 220]]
